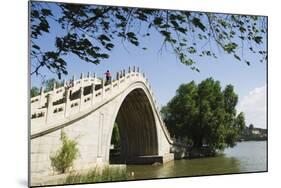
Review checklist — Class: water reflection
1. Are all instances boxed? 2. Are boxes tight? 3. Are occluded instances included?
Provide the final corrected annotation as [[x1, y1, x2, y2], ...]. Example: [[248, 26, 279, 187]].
[[127, 141, 267, 180]]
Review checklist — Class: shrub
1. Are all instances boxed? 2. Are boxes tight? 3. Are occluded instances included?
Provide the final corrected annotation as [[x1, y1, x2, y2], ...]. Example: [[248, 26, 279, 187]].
[[50, 131, 79, 174]]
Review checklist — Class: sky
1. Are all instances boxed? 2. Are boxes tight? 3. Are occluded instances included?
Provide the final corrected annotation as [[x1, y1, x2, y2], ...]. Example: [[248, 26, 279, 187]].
[[30, 2, 267, 129]]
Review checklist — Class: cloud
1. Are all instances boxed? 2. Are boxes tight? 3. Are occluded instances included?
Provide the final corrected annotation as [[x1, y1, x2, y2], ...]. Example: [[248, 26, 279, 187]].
[[237, 85, 267, 129]]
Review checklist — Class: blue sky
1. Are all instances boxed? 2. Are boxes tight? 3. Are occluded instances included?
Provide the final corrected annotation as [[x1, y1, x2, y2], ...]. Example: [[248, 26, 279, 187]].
[[30, 2, 267, 128]]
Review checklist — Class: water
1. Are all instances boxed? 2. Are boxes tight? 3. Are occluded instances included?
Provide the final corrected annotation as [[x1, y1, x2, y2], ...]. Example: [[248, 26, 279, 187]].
[[127, 141, 267, 180]]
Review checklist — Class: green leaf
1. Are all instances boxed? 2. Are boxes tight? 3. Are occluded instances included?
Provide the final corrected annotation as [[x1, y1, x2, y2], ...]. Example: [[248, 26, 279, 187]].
[[192, 17, 206, 31], [126, 32, 139, 46], [177, 27, 187, 34], [116, 13, 126, 21], [41, 9, 53, 16], [105, 43, 114, 50], [239, 27, 246, 33], [253, 36, 263, 44], [153, 17, 163, 25], [126, 32, 136, 39], [171, 20, 179, 28], [185, 59, 195, 66], [223, 43, 238, 53], [245, 60, 251, 65], [234, 54, 241, 61], [98, 34, 111, 42], [32, 44, 40, 50], [187, 47, 196, 54], [160, 30, 171, 39], [99, 53, 109, 59]]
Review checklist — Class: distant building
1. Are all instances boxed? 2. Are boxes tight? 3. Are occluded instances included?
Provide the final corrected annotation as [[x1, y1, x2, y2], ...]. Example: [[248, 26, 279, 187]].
[[241, 126, 267, 141], [251, 129, 260, 135]]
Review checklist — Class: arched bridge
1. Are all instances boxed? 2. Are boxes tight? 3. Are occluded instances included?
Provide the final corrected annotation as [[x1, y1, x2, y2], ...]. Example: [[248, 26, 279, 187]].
[[30, 67, 174, 181]]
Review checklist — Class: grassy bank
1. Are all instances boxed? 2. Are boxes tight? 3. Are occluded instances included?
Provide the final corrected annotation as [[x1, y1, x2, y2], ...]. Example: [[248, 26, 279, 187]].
[[64, 166, 127, 184]]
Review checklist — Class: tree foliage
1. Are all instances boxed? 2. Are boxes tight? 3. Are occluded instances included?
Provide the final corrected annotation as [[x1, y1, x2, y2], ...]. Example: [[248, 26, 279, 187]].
[[30, 2, 267, 78], [30, 86, 39, 97], [161, 78, 245, 151], [111, 123, 120, 148], [43, 78, 64, 92], [30, 78, 64, 98], [50, 131, 79, 174]]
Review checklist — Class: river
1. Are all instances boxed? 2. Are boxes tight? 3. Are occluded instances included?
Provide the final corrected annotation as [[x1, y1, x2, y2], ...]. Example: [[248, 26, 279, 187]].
[[127, 141, 267, 180]]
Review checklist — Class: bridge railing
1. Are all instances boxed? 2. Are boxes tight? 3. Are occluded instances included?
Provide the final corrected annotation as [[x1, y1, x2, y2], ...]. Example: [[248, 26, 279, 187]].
[[30, 75, 101, 109], [31, 67, 173, 142], [30, 67, 133, 124]]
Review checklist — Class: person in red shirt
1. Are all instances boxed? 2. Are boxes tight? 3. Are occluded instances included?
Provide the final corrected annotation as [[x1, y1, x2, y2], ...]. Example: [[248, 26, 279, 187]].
[[105, 70, 111, 85]]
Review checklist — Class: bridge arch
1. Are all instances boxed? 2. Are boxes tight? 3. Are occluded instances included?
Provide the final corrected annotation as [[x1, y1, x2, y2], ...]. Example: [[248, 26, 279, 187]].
[[106, 82, 159, 163]]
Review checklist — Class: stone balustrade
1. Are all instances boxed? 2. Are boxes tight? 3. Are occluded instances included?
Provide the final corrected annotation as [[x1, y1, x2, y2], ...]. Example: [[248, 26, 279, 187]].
[[30, 67, 172, 143]]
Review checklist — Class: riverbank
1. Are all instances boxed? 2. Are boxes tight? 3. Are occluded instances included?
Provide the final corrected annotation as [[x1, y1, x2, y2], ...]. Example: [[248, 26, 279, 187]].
[[64, 166, 127, 184], [187, 147, 217, 158], [31, 165, 127, 186]]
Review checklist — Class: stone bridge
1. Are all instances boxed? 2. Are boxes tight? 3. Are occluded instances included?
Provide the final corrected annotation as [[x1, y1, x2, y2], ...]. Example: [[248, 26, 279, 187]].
[[30, 67, 174, 183]]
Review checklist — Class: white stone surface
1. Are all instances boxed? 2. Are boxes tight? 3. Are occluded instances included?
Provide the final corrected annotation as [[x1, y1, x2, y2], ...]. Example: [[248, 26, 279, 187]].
[[30, 68, 174, 186]]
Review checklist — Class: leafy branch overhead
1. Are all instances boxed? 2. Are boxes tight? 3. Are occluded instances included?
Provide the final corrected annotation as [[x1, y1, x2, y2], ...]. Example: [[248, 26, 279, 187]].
[[30, 2, 267, 78]]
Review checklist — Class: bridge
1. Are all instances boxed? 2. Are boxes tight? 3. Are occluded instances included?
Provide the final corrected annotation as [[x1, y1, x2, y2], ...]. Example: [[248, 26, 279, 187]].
[[30, 67, 174, 182]]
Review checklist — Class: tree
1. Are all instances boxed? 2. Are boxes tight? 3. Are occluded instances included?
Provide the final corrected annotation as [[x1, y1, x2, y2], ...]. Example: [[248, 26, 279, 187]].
[[43, 78, 64, 92], [161, 81, 198, 140], [111, 123, 120, 148], [50, 131, 79, 174], [30, 2, 267, 78], [30, 78, 64, 96], [161, 78, 246, 151], [30, 86, 40, 97]]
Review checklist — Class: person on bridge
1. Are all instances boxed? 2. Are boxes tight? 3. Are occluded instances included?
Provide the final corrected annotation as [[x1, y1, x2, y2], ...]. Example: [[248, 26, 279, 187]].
[[105, 70, 112, 85]]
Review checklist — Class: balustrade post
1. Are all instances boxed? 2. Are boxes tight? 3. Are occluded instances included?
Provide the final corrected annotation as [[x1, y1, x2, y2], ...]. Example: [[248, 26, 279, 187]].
[[128, 66, 131, 73], [79, 86, 84, 111], [53, 82, 56, 93], [110, 78, 113, 93], [63, 79, 66, 87], [46, 93, 53, 124], [39, 86, 45, 107], [117, 72, 120, 89], [64, 88, 71, 117], [116, 72, 119, 80], [91, 83, 95, 105], [101, 79, 104, 100], [122, 69, 126, 84], [80, 73, 84, 86], [72, 75, 75, 87], [137, 67, 139, 73], [133, 66, 136, 72], [92, 73, 96, 84]]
